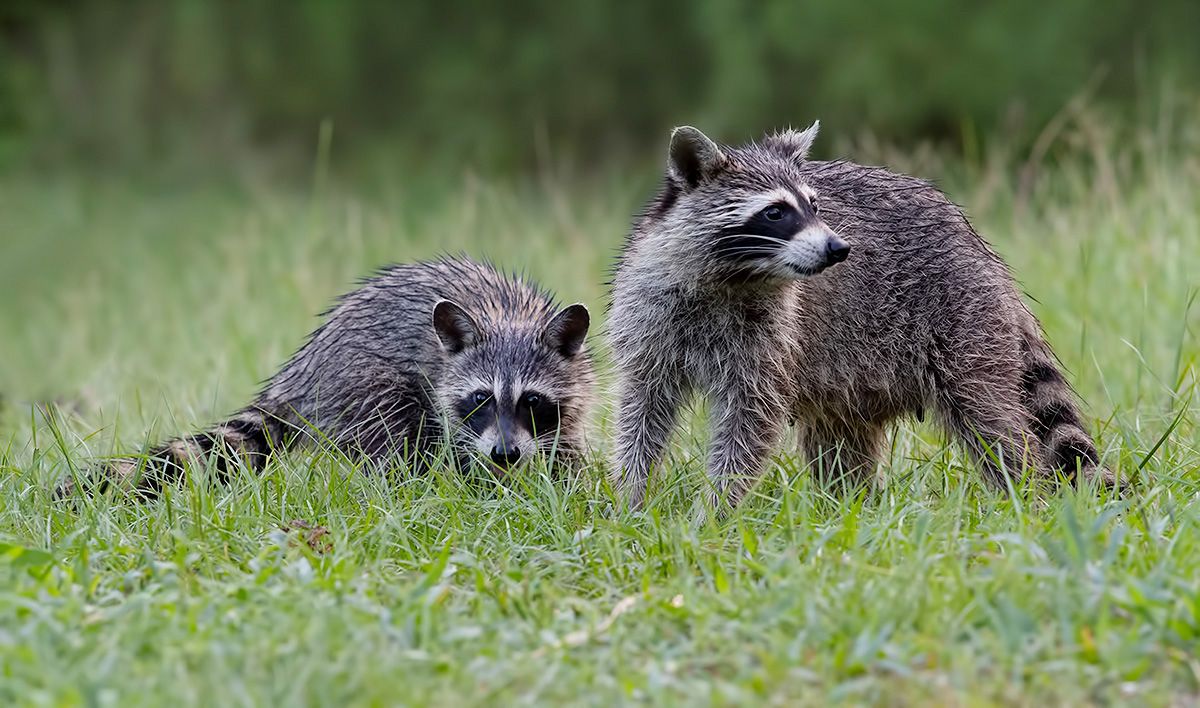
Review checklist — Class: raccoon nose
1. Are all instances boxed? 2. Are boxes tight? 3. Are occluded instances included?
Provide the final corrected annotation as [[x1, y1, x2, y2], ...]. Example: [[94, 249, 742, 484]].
[[826, 237, 851, 264], [490, 445, 522, 468]]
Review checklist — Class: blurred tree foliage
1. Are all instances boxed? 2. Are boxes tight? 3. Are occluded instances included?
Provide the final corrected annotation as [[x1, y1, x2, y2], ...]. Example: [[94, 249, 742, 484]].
[[0, 0, 1195, 171]]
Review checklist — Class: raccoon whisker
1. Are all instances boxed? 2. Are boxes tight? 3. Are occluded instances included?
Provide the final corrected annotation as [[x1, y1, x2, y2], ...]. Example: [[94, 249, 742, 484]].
[[710, 263, 771, 290], [717, 246, 784, 255], [712, 232, 787, 241], [711, 233, 789, 245], [715, 248, 786, 260]]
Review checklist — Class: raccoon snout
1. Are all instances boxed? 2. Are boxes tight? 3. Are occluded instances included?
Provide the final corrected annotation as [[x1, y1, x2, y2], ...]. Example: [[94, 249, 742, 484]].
[[826, 237, 851, 264], [490, 444, 522, 468]]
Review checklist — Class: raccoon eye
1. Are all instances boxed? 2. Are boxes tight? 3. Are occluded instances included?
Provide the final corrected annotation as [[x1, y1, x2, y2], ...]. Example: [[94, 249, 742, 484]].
[[811, 197, 820, 215], [762, 204, 786, 222], [471, 390, 491, 407], [521, 392, 542, 408]]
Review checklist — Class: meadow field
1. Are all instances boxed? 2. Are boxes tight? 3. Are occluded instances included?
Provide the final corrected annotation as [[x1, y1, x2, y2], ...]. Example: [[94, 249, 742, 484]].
[[1, 117, 1198, 705]]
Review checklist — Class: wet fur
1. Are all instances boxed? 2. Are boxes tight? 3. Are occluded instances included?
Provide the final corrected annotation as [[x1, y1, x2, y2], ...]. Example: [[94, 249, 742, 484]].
[[63, 257, 596, 498], [609, 126, 1110, 510]]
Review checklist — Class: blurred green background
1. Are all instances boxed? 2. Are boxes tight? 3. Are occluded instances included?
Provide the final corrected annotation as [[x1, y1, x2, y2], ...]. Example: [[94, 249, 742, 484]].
[[2, 5, 1200, 703], [1, 0, 1197, 409], [1, 0, 1197, 173]]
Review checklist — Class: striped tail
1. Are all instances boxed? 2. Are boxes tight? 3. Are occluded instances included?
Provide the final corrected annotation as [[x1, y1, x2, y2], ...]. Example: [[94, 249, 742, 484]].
[[60, 406, 291, 499], [1019, 327, 1111, 485]]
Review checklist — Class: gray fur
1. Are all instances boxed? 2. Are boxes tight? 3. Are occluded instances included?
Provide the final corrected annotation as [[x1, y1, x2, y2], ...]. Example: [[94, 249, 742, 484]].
[[609, 125, 1109, 510], [66, 257, 596, 497]]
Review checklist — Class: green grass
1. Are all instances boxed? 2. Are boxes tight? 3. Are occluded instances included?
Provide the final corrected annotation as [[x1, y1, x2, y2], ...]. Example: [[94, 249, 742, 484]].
[[1, 122, 1198, 705]]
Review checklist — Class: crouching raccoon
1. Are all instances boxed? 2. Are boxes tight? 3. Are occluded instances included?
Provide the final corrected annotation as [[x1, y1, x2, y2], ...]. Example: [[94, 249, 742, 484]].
[[60, 257, 596, 498]]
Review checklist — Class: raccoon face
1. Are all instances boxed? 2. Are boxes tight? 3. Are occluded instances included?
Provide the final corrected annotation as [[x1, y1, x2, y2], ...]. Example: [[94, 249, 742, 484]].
[[432, 300, 590, 473], [655, 123, 850, 282]]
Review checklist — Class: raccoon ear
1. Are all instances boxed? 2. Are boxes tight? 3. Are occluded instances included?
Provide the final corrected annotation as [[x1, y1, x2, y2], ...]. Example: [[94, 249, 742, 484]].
[[433, 300, 482, 354], [668, 126, 726, 189], [770, 120, 820, 161], [542, 303, 590, 358]]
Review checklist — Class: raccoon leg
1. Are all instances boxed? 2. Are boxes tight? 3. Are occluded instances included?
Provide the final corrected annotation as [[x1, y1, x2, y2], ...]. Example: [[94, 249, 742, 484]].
[[335, 399, 440, 473], [936, 376, 1043, 488], [613, 370, 688, 509], [705, 388, 788, 511], [796, 418, 885, 488]]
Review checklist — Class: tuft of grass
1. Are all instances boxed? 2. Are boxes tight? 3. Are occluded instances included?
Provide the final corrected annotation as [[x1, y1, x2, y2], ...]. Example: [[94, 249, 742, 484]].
[[1, 118, 1198, 704]]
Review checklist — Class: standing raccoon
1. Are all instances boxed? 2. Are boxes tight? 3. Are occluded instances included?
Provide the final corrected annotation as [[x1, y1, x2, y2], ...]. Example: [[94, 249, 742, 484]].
[[64, 257, 595, 497], [609, 123, 1109, 510]]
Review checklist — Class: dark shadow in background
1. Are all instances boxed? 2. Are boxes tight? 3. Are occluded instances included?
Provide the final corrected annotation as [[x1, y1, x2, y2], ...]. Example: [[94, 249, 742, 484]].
[[0, 1, 1196, 172]]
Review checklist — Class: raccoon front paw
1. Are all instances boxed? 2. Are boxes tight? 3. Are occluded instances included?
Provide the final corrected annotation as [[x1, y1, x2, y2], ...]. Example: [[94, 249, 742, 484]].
[[52, 475, 77, 501], [1085, 464, 1121, 492]]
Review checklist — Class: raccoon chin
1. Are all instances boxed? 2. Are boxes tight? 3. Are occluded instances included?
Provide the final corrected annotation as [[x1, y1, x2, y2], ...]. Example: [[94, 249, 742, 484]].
[[736, 258, 824, 282], [784, 262, 828, 277], [777, 265, 825, 278], [460, 448, 522, 478], [772, 252, 847, 279], [451, 450, 507, 481]]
